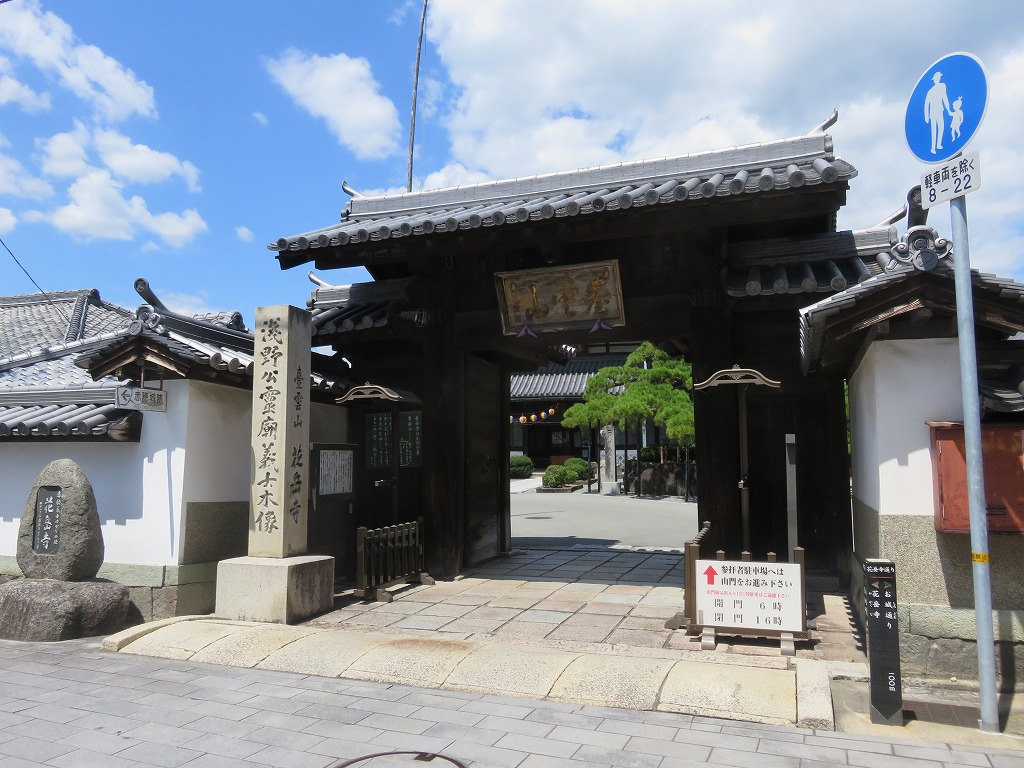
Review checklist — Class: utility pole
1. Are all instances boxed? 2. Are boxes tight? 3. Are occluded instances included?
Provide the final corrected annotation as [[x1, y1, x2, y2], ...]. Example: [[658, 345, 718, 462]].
[[406, 0, 428, 193]]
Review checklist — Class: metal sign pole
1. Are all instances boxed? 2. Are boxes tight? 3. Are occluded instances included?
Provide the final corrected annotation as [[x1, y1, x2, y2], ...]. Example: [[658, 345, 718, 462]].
[[950, 194, 999, 732]]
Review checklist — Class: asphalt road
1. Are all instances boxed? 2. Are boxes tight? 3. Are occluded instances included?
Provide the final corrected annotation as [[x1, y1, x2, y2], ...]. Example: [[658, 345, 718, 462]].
[[510, 487, 699, 551]]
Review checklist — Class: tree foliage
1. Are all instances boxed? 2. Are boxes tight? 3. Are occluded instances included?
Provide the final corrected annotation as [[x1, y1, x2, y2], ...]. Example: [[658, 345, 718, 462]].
[[560, 342, 694, 445]]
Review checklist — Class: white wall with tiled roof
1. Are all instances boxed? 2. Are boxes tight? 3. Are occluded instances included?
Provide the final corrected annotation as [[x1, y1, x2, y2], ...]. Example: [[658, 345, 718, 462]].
[[0, 379, 193, 565], [849, 338, 962, 523]]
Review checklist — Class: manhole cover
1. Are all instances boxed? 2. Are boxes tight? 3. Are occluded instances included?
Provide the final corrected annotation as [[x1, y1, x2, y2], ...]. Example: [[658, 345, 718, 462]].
[[333, 752, 468, 768]]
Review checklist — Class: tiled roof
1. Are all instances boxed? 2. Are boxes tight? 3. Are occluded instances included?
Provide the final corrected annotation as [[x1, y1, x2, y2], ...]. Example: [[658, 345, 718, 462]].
[[0, 336, 130, 439], [307, 277, 413, 342], [74, 306, 351, 396], [0, 287, 351, 439], [511, 355, 627, 400], [0, 289, 133, 359], [726, 227, 896, 297], [270, 131, 856, 265], [798, 241, 1024, 409]]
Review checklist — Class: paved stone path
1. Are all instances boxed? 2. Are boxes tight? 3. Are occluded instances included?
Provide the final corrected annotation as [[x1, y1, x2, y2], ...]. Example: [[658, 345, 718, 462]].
[[2, 636, 1024, 768], [309, 550, 862, 664]]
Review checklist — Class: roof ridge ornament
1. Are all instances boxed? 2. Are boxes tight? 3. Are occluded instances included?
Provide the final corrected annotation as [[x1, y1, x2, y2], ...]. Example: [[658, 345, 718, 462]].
[[807, 109, 839, 135], [888, 225, 950, 272]]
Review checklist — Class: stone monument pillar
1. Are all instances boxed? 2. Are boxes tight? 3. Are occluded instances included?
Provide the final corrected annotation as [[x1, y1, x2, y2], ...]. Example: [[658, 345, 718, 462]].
[[248, 304, 311, 557], [599, 424, 620, 496], [215, 305, 334, 624]]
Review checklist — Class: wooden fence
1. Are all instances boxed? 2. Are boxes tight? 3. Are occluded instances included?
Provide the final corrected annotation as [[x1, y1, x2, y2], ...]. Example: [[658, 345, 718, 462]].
[[354, 517, 434, 602]]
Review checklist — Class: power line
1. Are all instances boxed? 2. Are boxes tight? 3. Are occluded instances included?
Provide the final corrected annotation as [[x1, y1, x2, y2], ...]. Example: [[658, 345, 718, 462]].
[[0, 235, 70, 323]]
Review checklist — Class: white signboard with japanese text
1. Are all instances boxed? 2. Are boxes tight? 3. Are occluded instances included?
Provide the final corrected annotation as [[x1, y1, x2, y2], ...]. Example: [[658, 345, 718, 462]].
[[116, 386, 167, 412], [921, 151, 980, 209], [319, 449, 353, 495], [694, 559, 804, 633]]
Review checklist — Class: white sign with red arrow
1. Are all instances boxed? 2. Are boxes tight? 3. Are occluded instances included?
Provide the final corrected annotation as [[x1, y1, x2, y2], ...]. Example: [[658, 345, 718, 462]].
[[694, 559, 804, 634]]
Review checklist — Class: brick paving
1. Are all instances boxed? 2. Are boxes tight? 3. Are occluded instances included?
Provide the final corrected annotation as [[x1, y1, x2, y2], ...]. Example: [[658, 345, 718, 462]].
[[309, 550, 863, 664], [1, 636, 1022, 768]]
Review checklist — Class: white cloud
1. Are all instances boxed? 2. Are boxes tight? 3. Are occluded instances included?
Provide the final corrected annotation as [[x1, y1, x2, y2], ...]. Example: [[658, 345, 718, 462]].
[[0, 148, 53, 200], [36, 121, 91, 177], [419, 1, 1024, 279], [27, 169, 207, 247], [417, 163, 491, 193], [0, 207, 16, 234], [235, 225, 253, 242], [0, 55, 50, 113], [93, 129, 200, 191], [387, 0, 419, 26], [0, 0, 155, 122], [252, 111, 268, 126], [161, 291, 215, 317], [266, 48, 400, 160]]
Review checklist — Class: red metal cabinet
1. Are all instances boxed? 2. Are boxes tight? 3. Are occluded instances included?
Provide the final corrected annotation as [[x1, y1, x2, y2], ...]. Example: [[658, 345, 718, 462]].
[[930, 422, 1024, 533]]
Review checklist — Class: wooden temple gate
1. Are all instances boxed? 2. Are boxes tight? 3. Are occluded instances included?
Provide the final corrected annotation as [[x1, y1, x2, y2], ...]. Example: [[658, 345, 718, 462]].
[[272, 125, 872, 580]]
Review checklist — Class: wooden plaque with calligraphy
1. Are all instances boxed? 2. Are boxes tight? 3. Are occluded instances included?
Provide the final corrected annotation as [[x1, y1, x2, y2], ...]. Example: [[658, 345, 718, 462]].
[[494, 260, 625, 336]]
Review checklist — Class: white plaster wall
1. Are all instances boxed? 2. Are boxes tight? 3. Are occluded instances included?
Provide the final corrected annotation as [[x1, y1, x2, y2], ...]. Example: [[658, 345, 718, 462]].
[[0, 378, 190, 566], [0, 383, 351, 569], [850, 338, 963, 517], [181, 381, 252, 504]]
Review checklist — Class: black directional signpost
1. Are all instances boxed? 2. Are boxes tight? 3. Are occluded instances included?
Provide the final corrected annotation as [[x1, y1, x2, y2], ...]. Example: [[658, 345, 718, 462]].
[[864, 559, 902, 726]]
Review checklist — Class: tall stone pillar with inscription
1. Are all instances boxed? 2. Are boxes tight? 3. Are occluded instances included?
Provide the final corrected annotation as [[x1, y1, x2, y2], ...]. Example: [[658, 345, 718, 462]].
[[599, 424, 620, 496], [215, 305, 334, 624]]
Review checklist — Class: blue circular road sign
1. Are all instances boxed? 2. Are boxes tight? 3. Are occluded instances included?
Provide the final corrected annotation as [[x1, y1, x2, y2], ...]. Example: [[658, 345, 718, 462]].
[[905, 52, 988, 164]]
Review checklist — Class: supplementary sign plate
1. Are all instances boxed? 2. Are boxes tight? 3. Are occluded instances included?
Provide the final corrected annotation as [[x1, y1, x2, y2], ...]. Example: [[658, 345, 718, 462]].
[[921, 152, 980, 209]]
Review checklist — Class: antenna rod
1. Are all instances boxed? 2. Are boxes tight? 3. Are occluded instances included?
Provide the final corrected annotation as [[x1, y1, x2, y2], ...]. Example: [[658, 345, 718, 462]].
[[406, 0, 428, 193]]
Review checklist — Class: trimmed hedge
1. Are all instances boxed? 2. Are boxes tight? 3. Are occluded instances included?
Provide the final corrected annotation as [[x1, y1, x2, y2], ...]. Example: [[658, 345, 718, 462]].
[[542, 464, 573, 488], [509, 454, 535, 479], [562, 457, 592, 482]]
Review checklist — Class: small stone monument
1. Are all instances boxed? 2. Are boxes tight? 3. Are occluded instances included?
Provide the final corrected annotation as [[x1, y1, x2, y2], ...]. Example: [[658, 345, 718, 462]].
[[0, 459, 129, 641]]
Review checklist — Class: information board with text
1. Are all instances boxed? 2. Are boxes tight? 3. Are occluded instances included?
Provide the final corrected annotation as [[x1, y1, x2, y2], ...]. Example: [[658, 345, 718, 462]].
[[694, 559, 804, 633]]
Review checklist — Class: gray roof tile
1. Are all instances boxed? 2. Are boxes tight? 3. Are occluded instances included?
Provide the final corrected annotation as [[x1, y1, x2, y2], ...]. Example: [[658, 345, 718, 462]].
[[0, 289, 132, 359], [270, 132, 856, 262], [511, 355, 627, 400]]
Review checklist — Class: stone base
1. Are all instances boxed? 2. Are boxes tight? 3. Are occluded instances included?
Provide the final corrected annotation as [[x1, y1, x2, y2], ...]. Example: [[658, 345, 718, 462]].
[[0, 578, 129, 641], [215, 555, 334, 624]]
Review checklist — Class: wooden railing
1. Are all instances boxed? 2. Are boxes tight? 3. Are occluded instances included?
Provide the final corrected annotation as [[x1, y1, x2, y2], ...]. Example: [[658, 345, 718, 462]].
[[355, 517, 434, 602]]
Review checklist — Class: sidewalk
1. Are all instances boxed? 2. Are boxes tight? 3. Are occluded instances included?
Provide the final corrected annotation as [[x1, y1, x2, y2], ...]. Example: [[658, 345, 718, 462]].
[[3, 630, 1023, 768], [99, 548, 1024, 754]]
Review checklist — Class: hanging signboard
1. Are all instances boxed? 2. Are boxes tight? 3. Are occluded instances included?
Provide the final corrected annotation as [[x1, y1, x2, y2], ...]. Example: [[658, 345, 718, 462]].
[[494, 260, 625, 336]]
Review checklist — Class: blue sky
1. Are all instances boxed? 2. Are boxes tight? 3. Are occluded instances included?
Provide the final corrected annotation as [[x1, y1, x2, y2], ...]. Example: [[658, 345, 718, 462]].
[[1, 1, 1023, 321]]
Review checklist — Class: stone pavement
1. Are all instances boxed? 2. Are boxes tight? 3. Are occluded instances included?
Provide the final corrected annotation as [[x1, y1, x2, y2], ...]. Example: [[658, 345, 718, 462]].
[[100, 548, 1024, 751], [2, 634, 1024, 768]]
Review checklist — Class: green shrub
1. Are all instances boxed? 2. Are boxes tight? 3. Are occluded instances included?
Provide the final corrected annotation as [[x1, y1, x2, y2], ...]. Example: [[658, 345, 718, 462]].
[[542, 465, 573, 487], [639, 446, 659, 462], [562, 457, 591, 481], [509, 454, 534, 479]]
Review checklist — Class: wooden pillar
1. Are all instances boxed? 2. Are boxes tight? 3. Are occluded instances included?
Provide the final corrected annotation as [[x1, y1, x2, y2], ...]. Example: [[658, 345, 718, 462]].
[[686, 230, 741, 557], [420, 275, 466, 577]]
